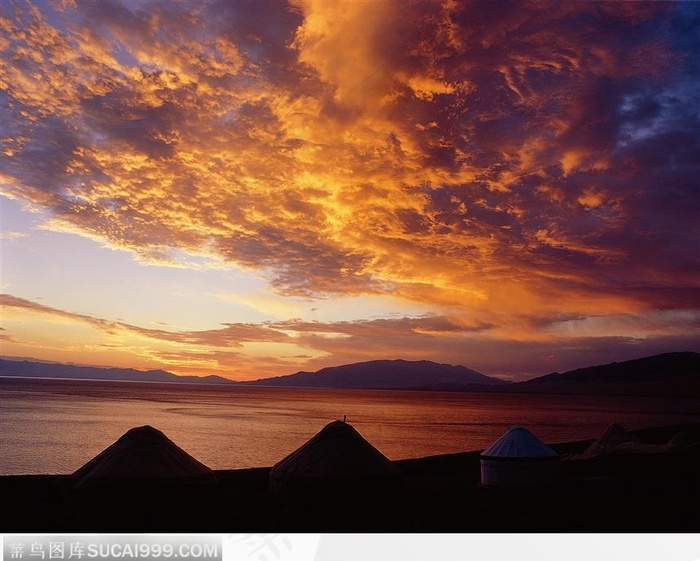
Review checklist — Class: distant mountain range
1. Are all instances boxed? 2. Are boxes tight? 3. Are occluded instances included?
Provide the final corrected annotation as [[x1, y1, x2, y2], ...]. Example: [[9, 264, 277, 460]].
[[245, 359, 508, 389], [1, 352, 698, 397], [514, 351, 700, 398], [0, 358, 232, 385], [412, 352, 700, 398]]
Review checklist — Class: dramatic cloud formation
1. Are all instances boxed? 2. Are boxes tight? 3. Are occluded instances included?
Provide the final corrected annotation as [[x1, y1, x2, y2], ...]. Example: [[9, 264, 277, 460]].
[[1, 0, 698, 379]]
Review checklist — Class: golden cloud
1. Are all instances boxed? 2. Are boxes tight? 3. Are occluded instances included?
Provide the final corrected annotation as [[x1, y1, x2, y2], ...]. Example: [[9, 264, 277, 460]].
[[1, 0, 698, 376]]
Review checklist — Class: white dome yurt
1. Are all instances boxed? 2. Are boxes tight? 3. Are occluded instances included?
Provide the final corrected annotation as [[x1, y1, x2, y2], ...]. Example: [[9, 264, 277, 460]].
[[72, 425, 214, 487], [480, 425, 560, 487], [270, 420, 398, 504]]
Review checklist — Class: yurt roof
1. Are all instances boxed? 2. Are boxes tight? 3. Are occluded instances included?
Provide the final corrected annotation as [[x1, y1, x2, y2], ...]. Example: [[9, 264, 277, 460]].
[[72, 425, 213, 481], [481, 425, 558, 459], [271, 420, 394, 480], [581, 423, 643, 458], [667, 432, 697, 448]]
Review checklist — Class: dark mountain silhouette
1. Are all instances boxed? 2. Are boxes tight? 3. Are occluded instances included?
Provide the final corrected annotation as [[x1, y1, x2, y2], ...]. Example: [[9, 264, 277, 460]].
[[2, 352, 696, 396], [0, 358, 232, 385], [245, 359, 508, 389], [512, 352, 700, 397]]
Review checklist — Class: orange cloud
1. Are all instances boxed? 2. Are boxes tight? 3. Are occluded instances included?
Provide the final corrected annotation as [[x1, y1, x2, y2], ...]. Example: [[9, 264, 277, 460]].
[[1, 1, 698, 376]]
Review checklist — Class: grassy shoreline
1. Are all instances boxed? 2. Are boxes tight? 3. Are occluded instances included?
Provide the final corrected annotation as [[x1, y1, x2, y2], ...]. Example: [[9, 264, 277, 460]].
[[2, 423, 699, 532]]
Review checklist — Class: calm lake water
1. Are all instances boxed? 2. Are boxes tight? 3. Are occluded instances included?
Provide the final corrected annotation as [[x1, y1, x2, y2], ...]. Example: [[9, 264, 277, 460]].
[[1, 377, 700, 475]]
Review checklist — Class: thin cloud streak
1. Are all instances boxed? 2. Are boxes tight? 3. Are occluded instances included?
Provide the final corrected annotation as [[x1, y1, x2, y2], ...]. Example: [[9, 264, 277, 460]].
[[1, 294, 696, 379]]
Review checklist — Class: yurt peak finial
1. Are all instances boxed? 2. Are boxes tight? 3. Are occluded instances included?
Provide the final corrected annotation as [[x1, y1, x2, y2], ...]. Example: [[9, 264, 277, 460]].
[[343, 415, 347, 423]]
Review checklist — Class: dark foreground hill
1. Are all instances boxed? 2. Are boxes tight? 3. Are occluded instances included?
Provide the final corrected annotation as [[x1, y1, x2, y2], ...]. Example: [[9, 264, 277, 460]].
[[245, 359, 508, 389], [0, 358, 232, 385]]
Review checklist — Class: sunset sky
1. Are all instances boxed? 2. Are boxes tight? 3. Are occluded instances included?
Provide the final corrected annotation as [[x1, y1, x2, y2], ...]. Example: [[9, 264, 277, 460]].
[[1, 0, 698, 381]]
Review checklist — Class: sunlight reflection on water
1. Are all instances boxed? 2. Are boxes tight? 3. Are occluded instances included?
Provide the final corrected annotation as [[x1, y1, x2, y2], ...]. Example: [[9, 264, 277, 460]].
[[1, 377, 699, 474]]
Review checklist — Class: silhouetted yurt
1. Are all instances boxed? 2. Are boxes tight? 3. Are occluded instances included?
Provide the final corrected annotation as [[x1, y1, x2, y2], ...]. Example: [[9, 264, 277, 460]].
[[667, 432, 698, 450], [480, 425, 560, 487], [581, 423, 644, 458], [72, 425, 215, 487], [270, 420, 398, 505]]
